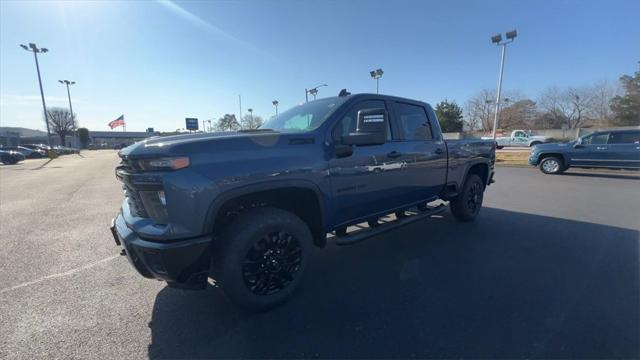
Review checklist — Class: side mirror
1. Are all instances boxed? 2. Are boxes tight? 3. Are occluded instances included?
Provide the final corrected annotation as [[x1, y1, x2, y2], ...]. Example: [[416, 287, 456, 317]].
[[341, 108, 387, 146]]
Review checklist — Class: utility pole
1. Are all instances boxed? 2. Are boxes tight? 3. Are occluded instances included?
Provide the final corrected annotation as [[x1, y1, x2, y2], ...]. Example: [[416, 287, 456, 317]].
[[21, 43, 52, 147]]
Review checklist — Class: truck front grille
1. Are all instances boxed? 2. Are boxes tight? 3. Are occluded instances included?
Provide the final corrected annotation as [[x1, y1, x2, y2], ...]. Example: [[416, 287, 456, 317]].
[[124, 185, 148, 218]]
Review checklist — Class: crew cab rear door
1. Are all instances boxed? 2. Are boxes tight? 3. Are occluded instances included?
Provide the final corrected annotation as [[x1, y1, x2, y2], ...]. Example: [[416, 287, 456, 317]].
[[606, 131, 640, 169], [388, 101, 447, 203]]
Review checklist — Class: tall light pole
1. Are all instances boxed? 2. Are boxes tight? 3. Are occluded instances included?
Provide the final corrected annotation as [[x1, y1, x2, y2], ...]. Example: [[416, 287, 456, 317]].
[[59, 80, 76, 147], [272, 100, 279, 118], [490, 29, 517, 140], [58, 80, 76, 122], [238, 95, 243, 124], [21, 43, 52, 147], [370, 68, 384, 94], [305, 84, 327, 102]]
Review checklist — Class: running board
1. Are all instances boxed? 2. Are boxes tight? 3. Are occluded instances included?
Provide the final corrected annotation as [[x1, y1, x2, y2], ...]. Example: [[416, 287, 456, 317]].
[[335, 204, 448, 246]]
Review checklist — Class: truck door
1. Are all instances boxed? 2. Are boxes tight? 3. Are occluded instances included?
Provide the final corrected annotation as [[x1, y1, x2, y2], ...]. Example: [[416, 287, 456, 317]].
[[570, 132, 611, 167], [512, 130, 529, 146], [328, 100, 406, 225], [606, 131, 640, 169], [389, 101, 447, 204]]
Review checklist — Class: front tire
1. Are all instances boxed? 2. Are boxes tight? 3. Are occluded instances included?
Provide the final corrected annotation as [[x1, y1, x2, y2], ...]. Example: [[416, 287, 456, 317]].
[[450, 174, 484, 222], [213, 207, 312, 311], [539, 156, 565, 174]]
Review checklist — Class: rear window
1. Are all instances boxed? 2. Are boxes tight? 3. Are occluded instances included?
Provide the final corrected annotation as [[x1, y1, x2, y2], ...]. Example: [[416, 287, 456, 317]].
[[608, 131, 640, 144], [394, 102, 433, 140]]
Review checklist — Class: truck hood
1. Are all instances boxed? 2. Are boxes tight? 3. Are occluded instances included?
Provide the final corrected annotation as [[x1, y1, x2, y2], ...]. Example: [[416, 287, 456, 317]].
[[119, 130, 287, 159], [532, 141, 575, 151]]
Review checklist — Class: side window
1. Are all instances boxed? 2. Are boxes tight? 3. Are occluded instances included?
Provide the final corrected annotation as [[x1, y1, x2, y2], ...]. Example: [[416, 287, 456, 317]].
[[395, 102, 433, 140], [583, 133, 609, 145], [333, 100, 392, 142], [514, 131, 526, 138], [608, 131, 640, 144]]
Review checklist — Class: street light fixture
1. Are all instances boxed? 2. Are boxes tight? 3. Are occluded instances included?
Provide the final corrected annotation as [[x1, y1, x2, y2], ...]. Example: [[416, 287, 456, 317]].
[[20, 42, 52, 146], [489, 29, 517, 140], [272, 100, 279, 117], [305, 84, 327, 102], [370, 68, 384, 94]]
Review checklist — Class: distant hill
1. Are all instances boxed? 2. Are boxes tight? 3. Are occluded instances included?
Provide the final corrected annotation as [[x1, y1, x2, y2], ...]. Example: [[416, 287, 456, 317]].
[[0, 127, 48, 137]]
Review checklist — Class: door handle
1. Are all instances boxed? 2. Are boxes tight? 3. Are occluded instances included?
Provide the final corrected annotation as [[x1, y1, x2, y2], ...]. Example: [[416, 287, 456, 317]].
[[435, 148, 444, 155], [387, 151, 402, 158]]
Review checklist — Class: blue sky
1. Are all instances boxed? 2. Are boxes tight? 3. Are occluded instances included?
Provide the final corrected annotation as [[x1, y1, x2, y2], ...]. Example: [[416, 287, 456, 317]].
[[1, 0, 638, 132]]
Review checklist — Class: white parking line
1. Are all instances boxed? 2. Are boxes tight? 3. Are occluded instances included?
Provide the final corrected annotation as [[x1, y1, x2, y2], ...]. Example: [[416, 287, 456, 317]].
[[0, 254, 120, 295]]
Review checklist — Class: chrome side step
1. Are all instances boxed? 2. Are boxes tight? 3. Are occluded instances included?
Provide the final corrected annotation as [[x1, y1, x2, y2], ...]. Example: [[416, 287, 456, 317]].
[[334, 204, 448, 246]]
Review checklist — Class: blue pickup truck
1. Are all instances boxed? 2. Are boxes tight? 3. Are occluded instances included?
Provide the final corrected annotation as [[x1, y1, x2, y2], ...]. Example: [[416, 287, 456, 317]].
[[529, 129, 640, 174], [111, 92, 495, 310]]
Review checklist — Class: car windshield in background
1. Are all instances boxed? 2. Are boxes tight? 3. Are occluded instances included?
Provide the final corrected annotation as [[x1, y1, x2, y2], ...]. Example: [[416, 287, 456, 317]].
[[260, 97, 345, 132]]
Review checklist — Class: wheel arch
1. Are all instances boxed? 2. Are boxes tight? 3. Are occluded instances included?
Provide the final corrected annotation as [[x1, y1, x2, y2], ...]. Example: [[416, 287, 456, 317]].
[[204, 181, 327, 248], [538, 152, 568, 167], [463, 161, 490, 188]]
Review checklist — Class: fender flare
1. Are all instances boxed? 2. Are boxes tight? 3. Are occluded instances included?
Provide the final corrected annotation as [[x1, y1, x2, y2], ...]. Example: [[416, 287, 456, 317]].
[[202, 179, 327, 235]]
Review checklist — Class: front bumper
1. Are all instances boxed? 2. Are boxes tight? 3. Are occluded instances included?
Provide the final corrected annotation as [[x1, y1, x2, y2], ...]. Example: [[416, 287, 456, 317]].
[[110, 212, 211, 289], [528, 155, 539, 166]]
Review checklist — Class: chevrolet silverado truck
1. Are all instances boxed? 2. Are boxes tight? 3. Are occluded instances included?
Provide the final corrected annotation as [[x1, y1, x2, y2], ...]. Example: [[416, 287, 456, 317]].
[[482, 129, 552, 149], [529, 129, 640, 174], [110, 93, 496, 310]]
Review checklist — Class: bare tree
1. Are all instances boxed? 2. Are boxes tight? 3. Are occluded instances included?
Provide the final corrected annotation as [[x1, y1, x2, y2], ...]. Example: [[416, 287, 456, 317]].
[[499, 99, 538, 130], [464, 89, 494, 131], [538, 87, 592, 129], [587, 80, 619, 127], [46, 107, 77, 146], [215, 114, 240, 131], [241, 114, 264, 130]]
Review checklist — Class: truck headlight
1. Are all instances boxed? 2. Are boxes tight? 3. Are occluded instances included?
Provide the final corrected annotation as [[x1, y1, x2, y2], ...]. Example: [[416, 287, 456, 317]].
[[138, 156, 190, 171]]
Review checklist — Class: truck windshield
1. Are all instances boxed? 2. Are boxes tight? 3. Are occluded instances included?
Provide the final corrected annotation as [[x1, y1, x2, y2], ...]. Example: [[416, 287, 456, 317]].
[[261, 97, 345, 132]]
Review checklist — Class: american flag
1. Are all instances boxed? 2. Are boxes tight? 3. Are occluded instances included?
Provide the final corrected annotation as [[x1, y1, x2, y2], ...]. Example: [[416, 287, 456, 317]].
[[108, 115, 125, 129]]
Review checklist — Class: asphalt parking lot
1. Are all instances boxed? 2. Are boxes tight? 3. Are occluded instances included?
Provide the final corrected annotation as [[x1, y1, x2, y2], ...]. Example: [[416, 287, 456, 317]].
[[1, 151, 638, 359]]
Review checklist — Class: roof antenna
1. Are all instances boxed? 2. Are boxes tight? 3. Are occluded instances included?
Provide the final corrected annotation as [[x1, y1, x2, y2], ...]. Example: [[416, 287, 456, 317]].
[[338, 89, 351, 97]]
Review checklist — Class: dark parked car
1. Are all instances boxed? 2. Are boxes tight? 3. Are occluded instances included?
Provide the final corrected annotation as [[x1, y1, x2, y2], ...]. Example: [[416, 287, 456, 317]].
[[2, 146, 45, 159], [0, 150, 26, 165], [529, 129, 640, 174], [110, 92, 496, 310]]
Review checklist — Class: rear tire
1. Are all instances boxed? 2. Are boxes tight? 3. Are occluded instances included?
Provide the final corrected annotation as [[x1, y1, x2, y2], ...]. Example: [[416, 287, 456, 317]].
[[450, 174, 484, 222], [213, 207, 312, 311], [539, 156, 565, 174]]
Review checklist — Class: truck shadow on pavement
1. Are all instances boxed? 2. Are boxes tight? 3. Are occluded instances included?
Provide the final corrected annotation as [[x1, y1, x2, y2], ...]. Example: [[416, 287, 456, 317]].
[[561, 170, 640, 181], [147, 207, 639, 359]]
